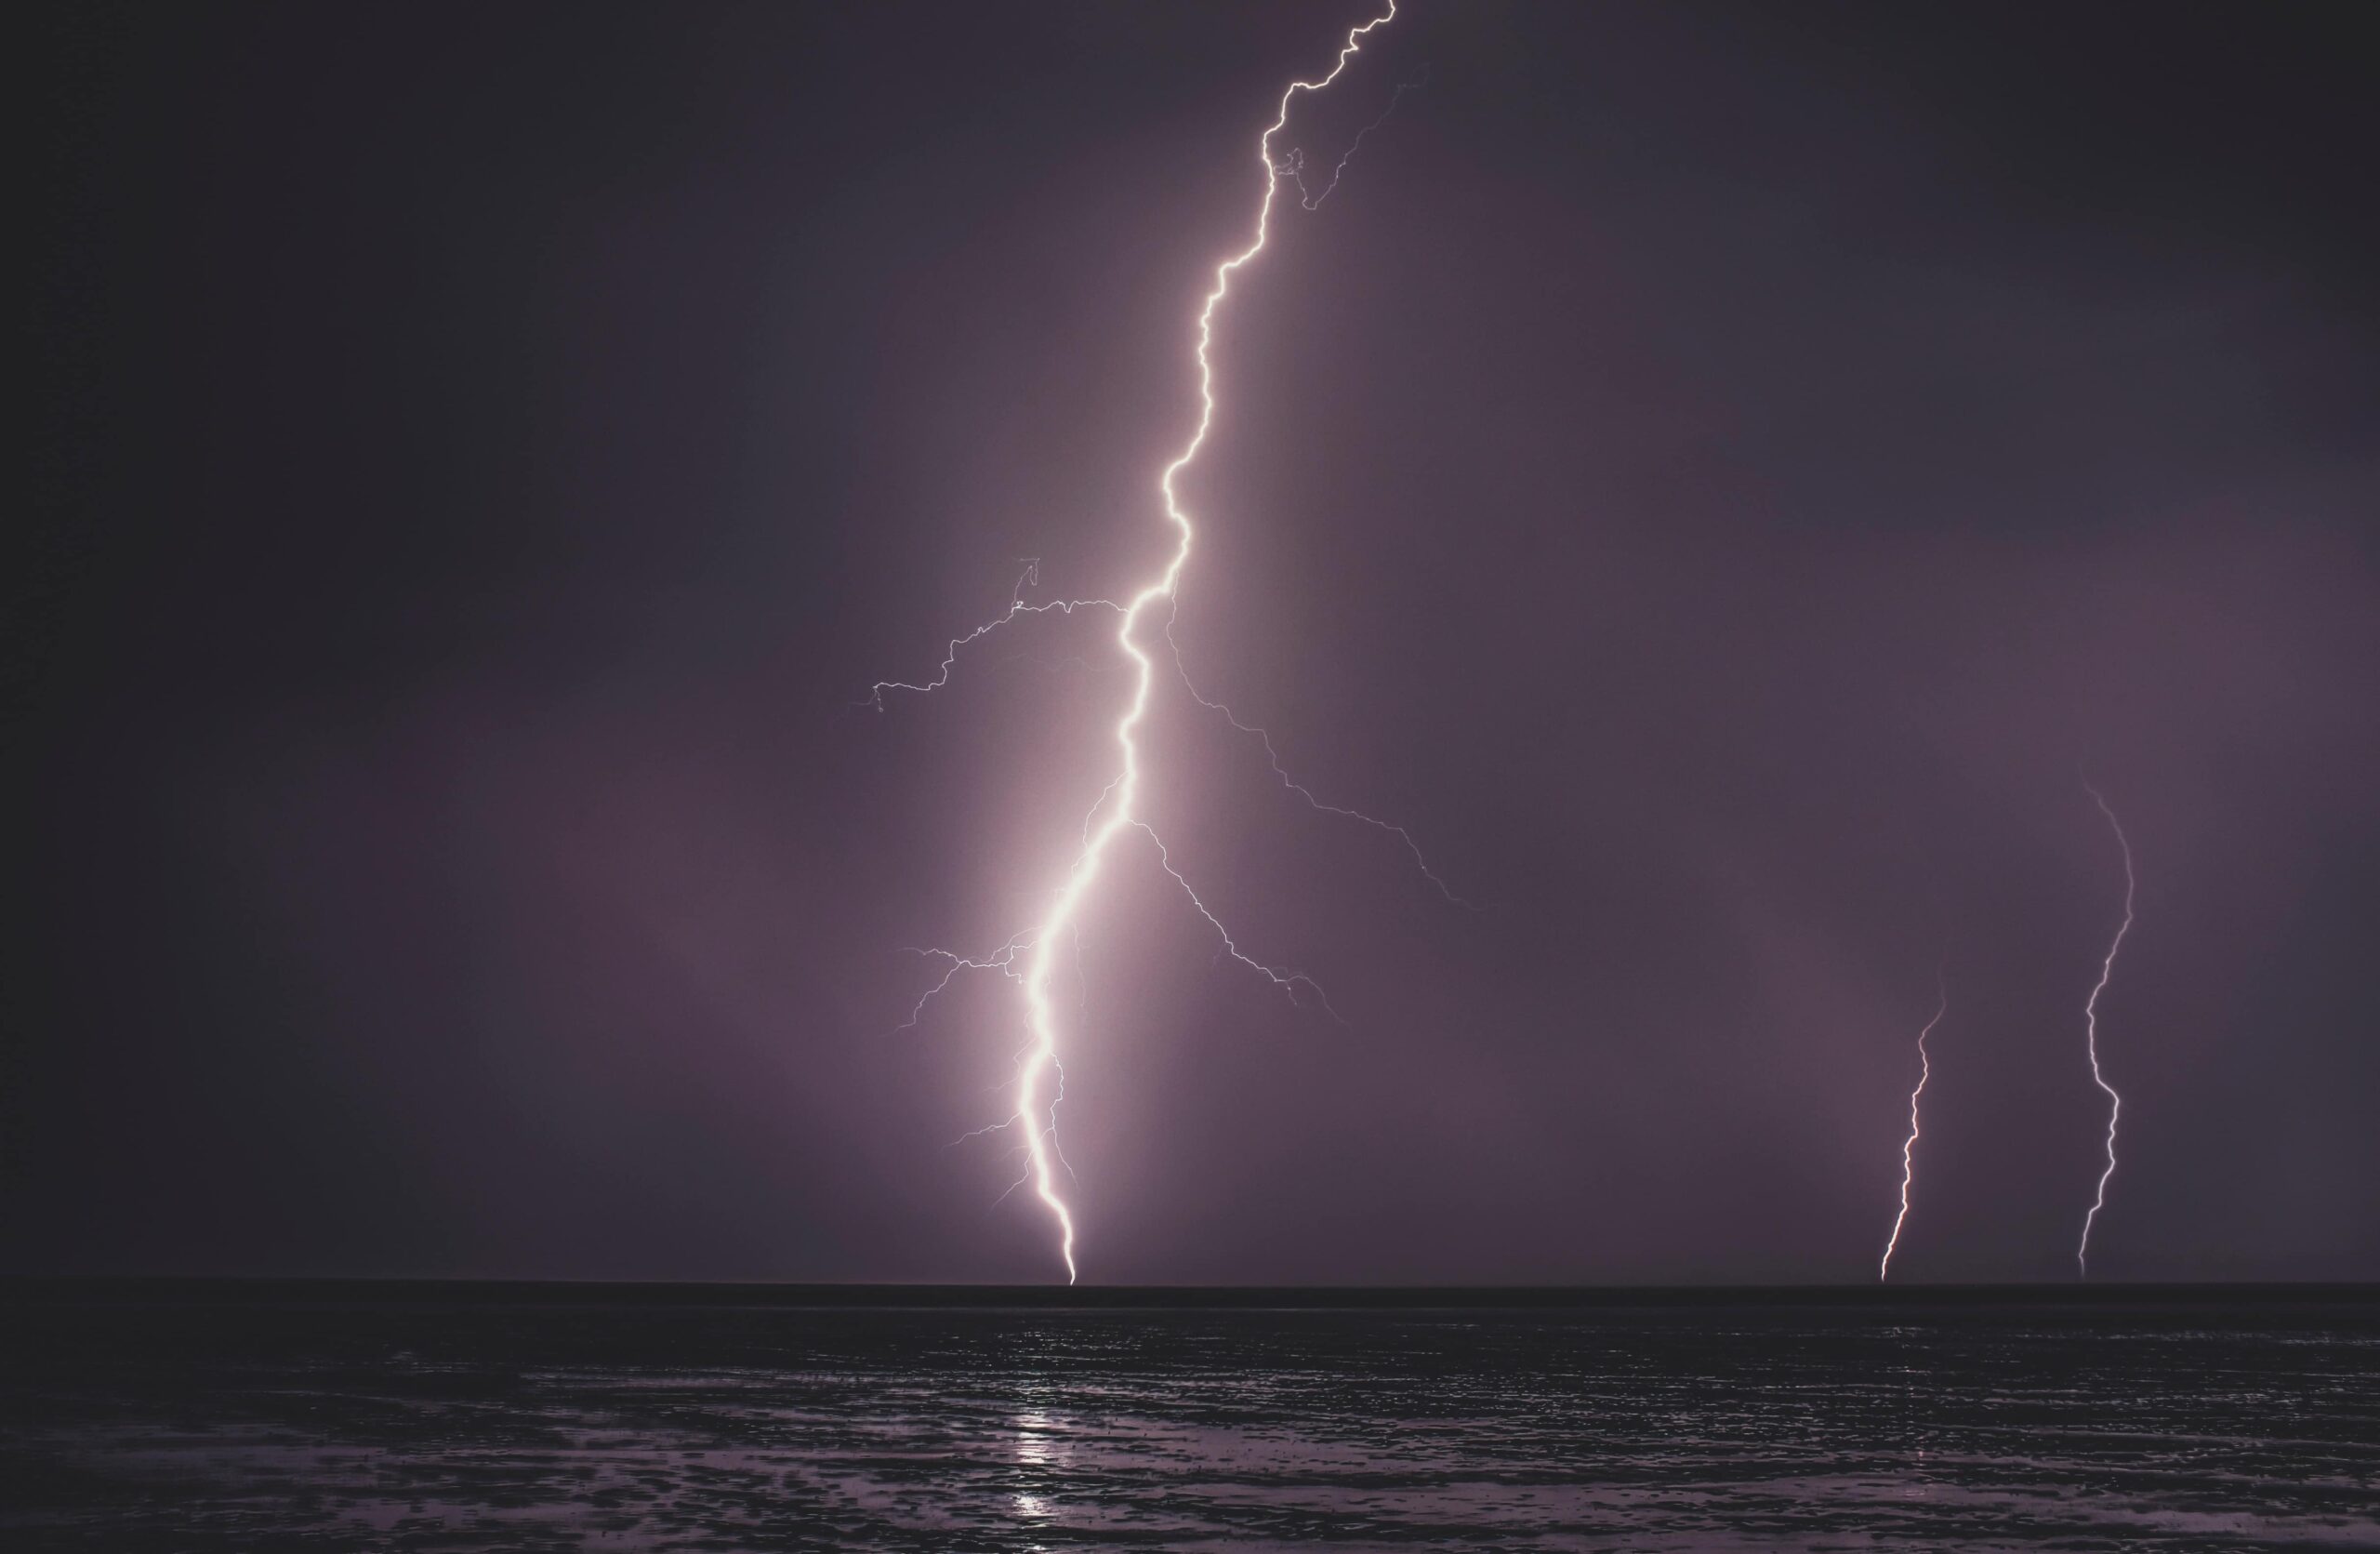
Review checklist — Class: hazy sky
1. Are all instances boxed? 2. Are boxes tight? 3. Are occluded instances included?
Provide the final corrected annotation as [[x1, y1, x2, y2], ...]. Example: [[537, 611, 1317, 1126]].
[[14, 1, 2376, 1282]]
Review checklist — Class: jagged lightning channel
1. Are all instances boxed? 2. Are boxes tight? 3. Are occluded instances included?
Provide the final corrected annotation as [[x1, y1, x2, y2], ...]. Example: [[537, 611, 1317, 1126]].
[[1879, 960, 1949, 1282], [2076, 783, 2136, 1280], [870, 4, 1417, 1283]]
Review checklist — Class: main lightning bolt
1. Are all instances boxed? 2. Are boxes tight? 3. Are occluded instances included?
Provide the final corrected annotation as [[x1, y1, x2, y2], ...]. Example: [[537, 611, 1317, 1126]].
[[1879, 958, 1949, 1282], [2075, 783, 2136, 1279], [871, 5, 1422, 1282]]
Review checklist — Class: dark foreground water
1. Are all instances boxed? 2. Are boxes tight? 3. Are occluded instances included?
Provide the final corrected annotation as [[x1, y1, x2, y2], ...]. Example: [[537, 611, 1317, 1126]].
[[2, 1286, 2373, 1552]]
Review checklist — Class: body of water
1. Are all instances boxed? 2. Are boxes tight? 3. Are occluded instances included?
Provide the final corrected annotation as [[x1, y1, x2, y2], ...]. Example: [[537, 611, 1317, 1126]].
[[3, 1285, 2373, 1550]]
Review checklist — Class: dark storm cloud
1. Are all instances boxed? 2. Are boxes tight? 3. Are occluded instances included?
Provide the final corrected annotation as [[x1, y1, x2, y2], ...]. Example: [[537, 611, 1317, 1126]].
[[11, 2, 2375, 1281]]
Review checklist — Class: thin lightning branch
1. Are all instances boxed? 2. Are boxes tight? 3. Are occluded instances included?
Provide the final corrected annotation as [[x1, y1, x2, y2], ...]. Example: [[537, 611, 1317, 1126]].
[[1285, 66, 1429, 210], [877, 5, 1405, 1284], [951, 1121, 1017, 1150], [892, 938, 1031, 1035], [1044, 1056, 1078, 1184], [1135, 822, 1342, 1023], [2076, 783, 2136, 1280], [1167, 623, 1480, 910], [992, 1150, 1038, 1207], [1879, 958, 1950, 1282], [864, 585, 1122, 709]]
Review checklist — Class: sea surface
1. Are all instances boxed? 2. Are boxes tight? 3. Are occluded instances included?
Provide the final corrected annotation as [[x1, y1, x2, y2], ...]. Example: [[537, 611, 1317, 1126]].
[[2, 1285, 2373, 1551]]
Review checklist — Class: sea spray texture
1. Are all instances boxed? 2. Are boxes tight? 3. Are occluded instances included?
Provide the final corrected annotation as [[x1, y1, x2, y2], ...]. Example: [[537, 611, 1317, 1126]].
[[5, 1286, 2374, 1550]]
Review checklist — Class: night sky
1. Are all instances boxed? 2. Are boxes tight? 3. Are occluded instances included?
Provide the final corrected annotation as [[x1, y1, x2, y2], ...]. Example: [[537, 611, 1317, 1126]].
[[14, 2, 2376, 1284]]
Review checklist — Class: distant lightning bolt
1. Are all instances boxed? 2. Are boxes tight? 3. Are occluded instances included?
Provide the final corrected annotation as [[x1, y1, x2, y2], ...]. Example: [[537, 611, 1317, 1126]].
[[2076, 783, 2136, 1280], [1879, 958, 1949, 1282], [871, 4, 1422, 1282]]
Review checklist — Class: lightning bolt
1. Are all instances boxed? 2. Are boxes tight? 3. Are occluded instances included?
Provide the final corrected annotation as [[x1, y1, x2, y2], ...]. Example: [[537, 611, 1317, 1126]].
[[2076, 782, 2136, 1280], [871, 4, 1424, 1282], [1879, 958, 1948, 1282]]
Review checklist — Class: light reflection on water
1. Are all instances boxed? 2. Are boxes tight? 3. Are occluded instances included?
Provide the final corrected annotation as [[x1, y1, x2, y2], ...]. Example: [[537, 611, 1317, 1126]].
[[2, 1299, 2373, 1550]]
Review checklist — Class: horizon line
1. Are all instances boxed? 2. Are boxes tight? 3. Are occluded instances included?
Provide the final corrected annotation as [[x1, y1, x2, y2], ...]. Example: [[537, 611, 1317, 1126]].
[[7, 1275, 2374, 1310]]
